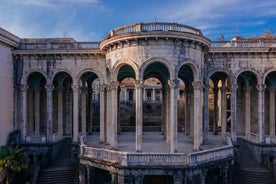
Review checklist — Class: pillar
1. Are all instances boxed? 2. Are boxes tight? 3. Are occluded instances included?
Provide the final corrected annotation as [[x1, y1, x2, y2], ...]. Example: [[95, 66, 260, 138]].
[[21, 85, 28, 141], [220, 86, 227, 139], [72, 84, 79, 142], [46, 85, 53, 141], [110, 81, 118, 148], [134, 174, 144, 184], [174, 175, 184, 184], [81, 87, 87, 137], [166, 85, 171, 143], [135, 80, 143, 152], [213, 87, 219, 135], [244, 86, 251, 135], [106, 86, 111, 144], [200, 171, 207, 184], [231, 84, 238, 142], [110, 172, 118, 184], [57, 87, 63, 138], [185, 88, 190, 135], [269, 87, 275, 137], [257, 84, 265, 143], [169, 79, 179, 153], [203, 84, 210, 144], [34, 87, 41, 136], [100, 84, 106, 142], [118, 174, 134, 184], [193, 82, 203, 150], [190, 87, 194, 138], [89, 88, 93, 133]]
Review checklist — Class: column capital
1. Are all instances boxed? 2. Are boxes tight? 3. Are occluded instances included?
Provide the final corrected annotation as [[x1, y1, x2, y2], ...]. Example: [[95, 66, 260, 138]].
[[99, 84, 106, 92], [135, 80, 144, 89], [256, 84, 266, 92], [220, 86, 227, 92], [34, 86, 41, 92], [20, 84, 28, 92], [56, 86, 63, 92], [80, 86, 87, 93], [72, 84, 79, 92], [231, 84, 238, 92], [204, 84, 210, 90], [46, 85, 53, 92], [244, 86, 252, 93], [109, 81, 119, 90], [192, 81, 203, 90], [168, 79, 179, 89]]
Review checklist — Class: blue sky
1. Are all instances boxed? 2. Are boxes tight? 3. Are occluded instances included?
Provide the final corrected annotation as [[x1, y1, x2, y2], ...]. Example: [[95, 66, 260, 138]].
[[0, 0, 276, 41]]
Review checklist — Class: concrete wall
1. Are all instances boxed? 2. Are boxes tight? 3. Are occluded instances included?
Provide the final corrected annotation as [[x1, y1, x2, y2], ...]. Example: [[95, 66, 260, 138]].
[[0, 44, 13, 146]]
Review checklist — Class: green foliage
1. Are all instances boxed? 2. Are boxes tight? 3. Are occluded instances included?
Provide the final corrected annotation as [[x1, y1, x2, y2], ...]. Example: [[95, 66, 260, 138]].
[[0, 145, 28, 183]]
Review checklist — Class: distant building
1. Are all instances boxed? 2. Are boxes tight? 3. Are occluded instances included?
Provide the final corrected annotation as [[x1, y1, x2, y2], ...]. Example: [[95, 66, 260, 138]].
[[1, 22, 276, 183]]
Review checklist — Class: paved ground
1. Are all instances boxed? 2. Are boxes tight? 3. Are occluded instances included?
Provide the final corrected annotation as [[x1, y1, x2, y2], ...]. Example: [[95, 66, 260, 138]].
[[85, 131, 226, 154]]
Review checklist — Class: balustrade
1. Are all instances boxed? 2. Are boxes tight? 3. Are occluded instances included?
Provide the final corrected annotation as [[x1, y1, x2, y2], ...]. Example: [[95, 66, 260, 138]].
[[246, 132, 260, 143], [19, 42, 99, 50]]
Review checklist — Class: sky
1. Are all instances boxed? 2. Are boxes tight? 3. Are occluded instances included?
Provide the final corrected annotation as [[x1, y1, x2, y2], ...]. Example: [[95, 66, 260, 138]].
[[0, 0, 276, 41]]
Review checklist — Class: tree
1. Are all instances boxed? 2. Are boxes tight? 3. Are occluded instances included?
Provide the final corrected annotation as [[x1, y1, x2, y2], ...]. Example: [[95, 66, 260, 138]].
[[0, 146, 28, 184]]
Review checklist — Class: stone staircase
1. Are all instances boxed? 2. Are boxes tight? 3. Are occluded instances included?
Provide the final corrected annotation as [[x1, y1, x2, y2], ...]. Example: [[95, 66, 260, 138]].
[[232, 139, 276, 184], [37, 138, 78, 184]]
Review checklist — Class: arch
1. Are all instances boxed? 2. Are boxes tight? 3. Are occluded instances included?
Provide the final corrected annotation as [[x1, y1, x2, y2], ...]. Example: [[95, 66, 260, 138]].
[[235, 69, 261, 85], [27, 72, 46, 88], [237, 71, 258, 87], [76, 68, 105, 85], [263, 69, 276, 85], [51, 69, 74, 85], [206, 69, 234, 86], [140, 57, 174, 80], [22, 70, 47, 85], [113, 59, 139, 81], [175, 59, 200, 81], [53, 71, 73, 87], [177, 64, 195, 87]]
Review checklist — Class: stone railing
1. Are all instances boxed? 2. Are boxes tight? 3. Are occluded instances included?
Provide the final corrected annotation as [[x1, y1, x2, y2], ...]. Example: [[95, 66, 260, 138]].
[[19, 42, 99, 50], [188, 137, 234, 166], [246, 132, 259, 143], [211, 40, 276, 48], [107, 22, 203, 38], [25, 134, 46, 143]]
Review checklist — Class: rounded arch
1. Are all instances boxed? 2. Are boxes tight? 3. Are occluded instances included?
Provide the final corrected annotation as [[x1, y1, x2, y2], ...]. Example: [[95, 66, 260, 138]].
[[206, 69, 234, 85], [27, 72, 46, 88], [177, 63, 196, 87], [22, 70, 47, 85], [76, 68, 104, 85], [263, 69, 276, 85], [175, 59, 200, 81], [142, 61, 170, 86], [237, 71, 258, 87], [140, 57, 174, 80], [53, 71, 73, 87], [113, 59, 139, 81], [235, 69, 261, 84], [51, 69, 74, 85]]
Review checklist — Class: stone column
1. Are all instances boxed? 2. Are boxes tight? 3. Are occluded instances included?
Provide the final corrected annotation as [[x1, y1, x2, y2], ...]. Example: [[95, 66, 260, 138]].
[[135, 80, 143, 152], [152, 88, 155, 101], [111, 172, 118, 184], [169, 79, 179, 153], [269, 87, 276, 137], [190, 88, 194, 138], [21, 85, 28, 141], [100, 85, 106, 142], [203, 84, 210, 144], [231, 84, 238, 142], [174, 175, 184, 184], [106, 86, 111, 144], [200, 171, 207, 184], [220, 86, 227, 139], [185, 88, 190, 135], [193, 82, 203, 150], [34, 87, 41, 136], [46, 85, 53, 141], [57, 87, 63, 138], [81, 87, 87, 137], [134, 174, 144, 184], [118, 174, 134, 184], [213, 87, 219, 135], [110, 81, 119, 149], [89, 88, 93, 133], [72, 84, 79, 142], [257, 84, 265, 143], [244, 86, 251, 135], [166, 85, 171, 143]]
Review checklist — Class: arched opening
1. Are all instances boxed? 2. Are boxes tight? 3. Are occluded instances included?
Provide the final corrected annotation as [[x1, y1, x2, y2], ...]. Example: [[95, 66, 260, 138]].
[[26, 72, 47, 142], [237, 71, 258, 138], [79, 72, 100, 138], [178, 65, 194, 136], [142, 62, 170, 146], [53, 72, 73, 138], [208, 72, 231, 141], [265, 71, 276, 139]]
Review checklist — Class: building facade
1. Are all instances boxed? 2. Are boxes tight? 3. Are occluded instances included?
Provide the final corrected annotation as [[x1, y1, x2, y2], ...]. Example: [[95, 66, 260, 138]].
[[1, 22, 276, 183]]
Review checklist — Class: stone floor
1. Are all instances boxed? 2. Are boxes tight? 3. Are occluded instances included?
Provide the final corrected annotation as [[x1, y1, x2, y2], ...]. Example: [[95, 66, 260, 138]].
[[85, 132, 227, 154]]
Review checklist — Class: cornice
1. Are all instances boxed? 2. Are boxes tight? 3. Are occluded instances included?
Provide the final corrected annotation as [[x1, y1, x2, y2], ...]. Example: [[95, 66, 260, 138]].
[[0, 27, 20, 48]]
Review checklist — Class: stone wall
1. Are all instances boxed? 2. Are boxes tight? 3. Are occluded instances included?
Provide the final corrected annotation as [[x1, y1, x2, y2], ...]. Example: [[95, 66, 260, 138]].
[[0, 44, 13, 146]]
